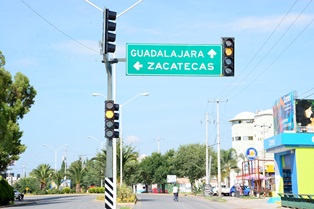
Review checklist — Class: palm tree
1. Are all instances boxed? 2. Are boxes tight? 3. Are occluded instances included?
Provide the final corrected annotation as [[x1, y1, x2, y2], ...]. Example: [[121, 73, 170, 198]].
[[91, 143, 138, 185], [116, 143, 139, 184], [220, 148, 240, 186], [51, 170, 64, 189], [91, 149, 106, 186], [29, 164, 53, 190], [68, 160, 86, 193]]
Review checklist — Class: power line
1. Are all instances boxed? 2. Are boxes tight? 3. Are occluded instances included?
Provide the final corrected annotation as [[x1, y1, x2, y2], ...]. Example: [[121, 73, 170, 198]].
[[217, 0, 299, 99], [302, 91, 314, 99], [299, 87, 314, 99], [20, 0, 99, 54], [230, 16, 314, 100], [228, 1, 313, 100]]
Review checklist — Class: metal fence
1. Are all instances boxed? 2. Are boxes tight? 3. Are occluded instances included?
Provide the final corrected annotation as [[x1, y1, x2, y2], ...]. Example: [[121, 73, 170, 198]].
[[278, 193, 314, 209]]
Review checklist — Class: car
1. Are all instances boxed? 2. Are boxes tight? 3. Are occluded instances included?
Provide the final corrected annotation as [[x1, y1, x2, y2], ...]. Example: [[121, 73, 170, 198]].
[[212, 185, 230, 196], [229, 185, 251, 197], [243, 186, 250, 196], [14, 190, 24, 201]]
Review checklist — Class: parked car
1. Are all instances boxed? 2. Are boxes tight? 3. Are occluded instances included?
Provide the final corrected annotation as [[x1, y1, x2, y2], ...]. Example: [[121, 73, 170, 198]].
[[243, 186, 250, 196], [212, 185, 230, 196], [14, 190, 24, 201], [229, 185, 250, 197]]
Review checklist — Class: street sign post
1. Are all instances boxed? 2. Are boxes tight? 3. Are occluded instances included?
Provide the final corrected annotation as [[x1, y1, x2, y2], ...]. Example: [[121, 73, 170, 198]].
[[126, 44, 222, 76]]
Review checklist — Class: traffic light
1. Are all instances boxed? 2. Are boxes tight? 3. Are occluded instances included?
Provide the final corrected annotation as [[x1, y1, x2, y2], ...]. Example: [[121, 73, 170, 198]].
[[222, 37, 235, 76], [104, 8, 117, 54], [105, 100, 119, 139]]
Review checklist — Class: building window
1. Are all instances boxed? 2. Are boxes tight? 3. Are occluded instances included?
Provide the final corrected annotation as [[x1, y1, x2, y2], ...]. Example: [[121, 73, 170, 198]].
[[235, 136, 241, 141]]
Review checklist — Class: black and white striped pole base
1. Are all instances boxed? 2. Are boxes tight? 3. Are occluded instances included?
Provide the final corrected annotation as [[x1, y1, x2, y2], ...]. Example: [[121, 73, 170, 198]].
[[105, 177, 114, 209]]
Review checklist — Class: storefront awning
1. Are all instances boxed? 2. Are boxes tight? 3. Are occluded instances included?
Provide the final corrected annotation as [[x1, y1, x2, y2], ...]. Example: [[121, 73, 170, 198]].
[[236, 173, 266, 180]]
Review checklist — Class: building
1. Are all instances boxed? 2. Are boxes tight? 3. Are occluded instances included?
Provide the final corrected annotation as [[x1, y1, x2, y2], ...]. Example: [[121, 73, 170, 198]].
[[264, 92, 314, 199], [229, 109, 275, 187]]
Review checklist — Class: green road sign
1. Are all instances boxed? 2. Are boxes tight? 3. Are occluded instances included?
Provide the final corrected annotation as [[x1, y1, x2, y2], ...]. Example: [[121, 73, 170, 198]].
[[126, 44, 222, 76]]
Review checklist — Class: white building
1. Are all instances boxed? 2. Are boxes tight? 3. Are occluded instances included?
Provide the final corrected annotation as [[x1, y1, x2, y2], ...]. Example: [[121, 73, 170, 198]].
[[229, 109, 274, 185]]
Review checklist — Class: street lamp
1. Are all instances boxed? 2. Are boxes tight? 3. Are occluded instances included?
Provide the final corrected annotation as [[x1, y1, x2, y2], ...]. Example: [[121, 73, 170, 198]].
[[119, 92, 149, 185], [87, 136, 106, 150], [43, 144, 69, 172], [92, 93, 107, 98]]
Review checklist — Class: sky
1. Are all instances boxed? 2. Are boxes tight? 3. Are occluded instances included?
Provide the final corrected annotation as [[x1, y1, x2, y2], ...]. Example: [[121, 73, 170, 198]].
[[1, 0, 314, 176]]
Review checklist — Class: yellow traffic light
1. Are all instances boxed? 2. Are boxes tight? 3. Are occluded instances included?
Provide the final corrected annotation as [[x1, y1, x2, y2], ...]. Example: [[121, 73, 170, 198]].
[[222, 37, 235, 76], [105, 110, 114, 119], [225, 48, 233, 56], [105, 100, 119, 139]]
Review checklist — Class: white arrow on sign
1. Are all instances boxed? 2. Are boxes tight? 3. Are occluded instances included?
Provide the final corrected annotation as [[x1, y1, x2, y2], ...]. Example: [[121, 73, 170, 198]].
[[133, 61, 143, 71], [207, 49, 217, 59]]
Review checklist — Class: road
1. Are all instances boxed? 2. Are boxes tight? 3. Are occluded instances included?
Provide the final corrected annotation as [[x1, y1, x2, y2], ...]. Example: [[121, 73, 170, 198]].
[[134, 193, 283, 209], [1, 194, 104, 209], [2, 193, 283, 209]]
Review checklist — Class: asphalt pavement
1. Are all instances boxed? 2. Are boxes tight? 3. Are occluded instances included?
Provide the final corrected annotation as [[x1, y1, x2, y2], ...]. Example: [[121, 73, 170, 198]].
[[124, 194, 283, 209], [1, 194, 284, 209]]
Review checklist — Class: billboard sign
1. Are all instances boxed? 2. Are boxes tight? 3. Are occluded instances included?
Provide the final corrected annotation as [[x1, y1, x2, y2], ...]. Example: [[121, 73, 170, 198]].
[[167, 175, 176, 183], [295, 99, 314, 133], [273, 91, 296, 135]]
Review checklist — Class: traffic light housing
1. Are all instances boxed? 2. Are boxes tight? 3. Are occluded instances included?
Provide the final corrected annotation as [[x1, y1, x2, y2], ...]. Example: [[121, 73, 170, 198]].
[[105, 100, 119, 139], [222, 37, 235, 76], [104, 8, 117, 54]]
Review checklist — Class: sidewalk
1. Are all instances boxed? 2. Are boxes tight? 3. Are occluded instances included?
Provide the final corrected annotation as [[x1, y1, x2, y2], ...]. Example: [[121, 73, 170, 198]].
[[221, 196, 283, 209]]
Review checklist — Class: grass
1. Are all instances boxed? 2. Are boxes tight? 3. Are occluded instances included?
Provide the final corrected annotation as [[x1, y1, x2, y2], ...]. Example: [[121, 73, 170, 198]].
[[204, 196, 227, 202]]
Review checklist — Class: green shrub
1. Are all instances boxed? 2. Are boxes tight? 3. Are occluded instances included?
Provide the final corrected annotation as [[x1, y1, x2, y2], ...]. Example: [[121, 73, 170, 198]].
[[47, 189, 62, 194], [89, 188, 95, 193], [62, 187, 70, 194], [88, 187, 104, 193], [0, 177, 14, 205], [35, 190, 48, 195], [117, 185, 137, 203]]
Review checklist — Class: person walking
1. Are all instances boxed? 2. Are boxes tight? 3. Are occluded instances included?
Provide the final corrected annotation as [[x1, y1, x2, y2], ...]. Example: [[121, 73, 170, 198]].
[[173, 184, 179, 202]]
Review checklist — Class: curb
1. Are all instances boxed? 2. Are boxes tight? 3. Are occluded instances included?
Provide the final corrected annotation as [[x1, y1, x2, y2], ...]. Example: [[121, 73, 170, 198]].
[[0, 201, 37, 208]]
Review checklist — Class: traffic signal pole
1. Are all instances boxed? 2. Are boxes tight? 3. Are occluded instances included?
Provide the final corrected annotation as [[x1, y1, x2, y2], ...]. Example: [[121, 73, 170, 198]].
[[103, 8, 115, 209], [85, 1, 143, 208]]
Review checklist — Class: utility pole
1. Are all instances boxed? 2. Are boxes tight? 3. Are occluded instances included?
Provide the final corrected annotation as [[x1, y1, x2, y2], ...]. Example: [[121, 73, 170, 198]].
[[205, 112, 209, 184], [155, 137, 163, 154], [254, 123, 272, 188], [209, 99, 228, 197], [22, 164, 26, 178]]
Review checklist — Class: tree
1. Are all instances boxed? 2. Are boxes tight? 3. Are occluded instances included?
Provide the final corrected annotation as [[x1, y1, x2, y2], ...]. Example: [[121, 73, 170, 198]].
[[116, 143, 139, 184], [0, 51, 37, 172], [175, 144, 206, 190], [29, 164, 53, 190], [13, 177, 40, 194], [137, 152, 160, 188], [91, 149, 106, 187], [83, 159, 101, 187], [68, 160, 86, 193], [137, 151, 176, 193], [220, 148, 241, 186], [50, 170, 64, 190]]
